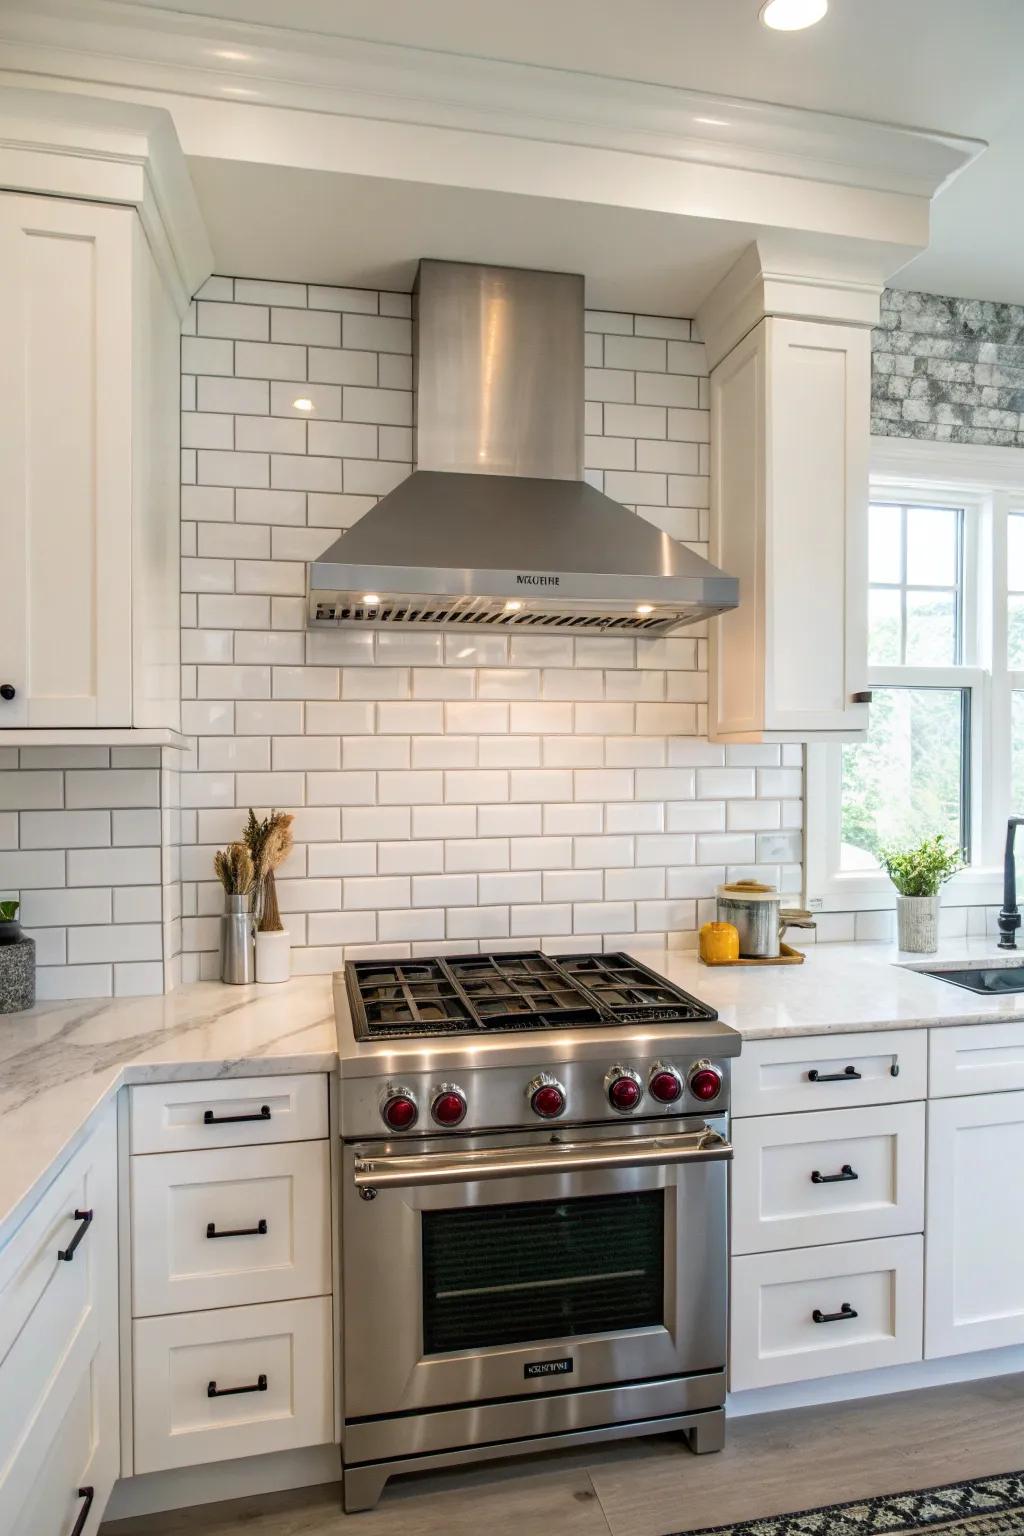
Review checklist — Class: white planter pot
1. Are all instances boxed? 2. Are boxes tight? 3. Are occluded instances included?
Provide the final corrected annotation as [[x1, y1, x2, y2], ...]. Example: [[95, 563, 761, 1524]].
[[255, 928, 291, 984], [896, 895, 941, 954]]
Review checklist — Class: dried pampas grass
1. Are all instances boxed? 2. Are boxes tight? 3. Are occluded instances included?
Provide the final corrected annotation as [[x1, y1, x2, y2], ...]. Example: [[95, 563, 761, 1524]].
[[213, 841, 255, 896], [244, 809, 295, 932]]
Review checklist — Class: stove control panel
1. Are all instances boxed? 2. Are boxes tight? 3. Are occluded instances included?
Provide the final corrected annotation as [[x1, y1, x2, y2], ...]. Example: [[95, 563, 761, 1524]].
[[352, 1050, 731, 1139]]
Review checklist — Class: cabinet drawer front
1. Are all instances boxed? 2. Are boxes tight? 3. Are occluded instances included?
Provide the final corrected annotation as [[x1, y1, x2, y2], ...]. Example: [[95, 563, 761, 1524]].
[[131, 1140, 331, 1316], [929, 1022, 1024, 1098], [733, 1031, 926, 1118], [732, 1101, 924, 1255], [730, 1235, 923, 1391], [0, 1111, 117, 1489], [133, 1297, 333, 1473], [130, 1074, 328, 1153]]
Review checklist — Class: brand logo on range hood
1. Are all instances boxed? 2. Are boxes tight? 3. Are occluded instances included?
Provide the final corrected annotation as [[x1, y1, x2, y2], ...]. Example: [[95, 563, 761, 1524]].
[[516, 573, 561, 586]]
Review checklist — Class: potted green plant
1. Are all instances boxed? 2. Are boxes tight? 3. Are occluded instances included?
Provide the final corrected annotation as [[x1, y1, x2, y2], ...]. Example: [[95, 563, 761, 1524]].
[[880, 834, 962, 953], [0, 899, 21, 947]]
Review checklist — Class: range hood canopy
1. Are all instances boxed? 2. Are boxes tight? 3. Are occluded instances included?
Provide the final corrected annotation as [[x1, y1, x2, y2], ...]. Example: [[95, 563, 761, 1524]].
[[308, 260, 738, 637]]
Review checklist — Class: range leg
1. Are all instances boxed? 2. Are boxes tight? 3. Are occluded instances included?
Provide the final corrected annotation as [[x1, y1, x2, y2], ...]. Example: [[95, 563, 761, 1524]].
[[343, 1464, 391, 1513], [685, 1408, 725, 1455]]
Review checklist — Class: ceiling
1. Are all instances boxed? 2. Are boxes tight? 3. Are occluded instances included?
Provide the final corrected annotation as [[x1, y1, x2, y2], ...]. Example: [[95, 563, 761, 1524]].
[[117, 0, 1024, 306]]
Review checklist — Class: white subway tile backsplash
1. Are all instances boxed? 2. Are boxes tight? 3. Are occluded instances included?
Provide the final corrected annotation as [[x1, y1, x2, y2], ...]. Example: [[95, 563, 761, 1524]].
[[0, 285, 812, 995]]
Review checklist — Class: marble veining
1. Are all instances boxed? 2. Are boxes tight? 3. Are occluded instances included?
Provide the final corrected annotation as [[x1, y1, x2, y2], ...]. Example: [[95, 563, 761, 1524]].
[[0, 975, 335, 1249]]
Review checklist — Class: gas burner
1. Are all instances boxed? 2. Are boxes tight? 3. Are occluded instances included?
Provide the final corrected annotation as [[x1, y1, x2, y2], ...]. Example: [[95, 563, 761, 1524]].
[[345, 951, 717, 1040]]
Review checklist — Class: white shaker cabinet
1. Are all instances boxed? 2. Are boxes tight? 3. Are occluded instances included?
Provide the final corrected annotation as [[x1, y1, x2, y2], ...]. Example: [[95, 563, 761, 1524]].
[[0, 191, 180, 731], [0, 1105, 119, 1536], [708, 316, 870, 742], [925, 1089, 1024, 1360]]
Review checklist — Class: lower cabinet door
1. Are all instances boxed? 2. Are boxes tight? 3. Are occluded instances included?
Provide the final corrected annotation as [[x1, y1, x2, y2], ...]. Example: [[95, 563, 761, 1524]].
[[730, 1235, 923, 1391], [8, 1364, 109, 1536], [925, 1091, 1024, 1358], [133, 1297, 333, 1473]]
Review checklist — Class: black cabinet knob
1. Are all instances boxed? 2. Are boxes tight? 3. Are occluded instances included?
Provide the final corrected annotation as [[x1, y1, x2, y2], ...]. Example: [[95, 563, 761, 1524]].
[[0, 684, 14, 701]]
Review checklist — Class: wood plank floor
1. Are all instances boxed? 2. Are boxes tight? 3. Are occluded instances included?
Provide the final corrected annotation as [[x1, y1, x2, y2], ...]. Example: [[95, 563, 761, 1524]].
[[102, 1372, 1024, 1536]]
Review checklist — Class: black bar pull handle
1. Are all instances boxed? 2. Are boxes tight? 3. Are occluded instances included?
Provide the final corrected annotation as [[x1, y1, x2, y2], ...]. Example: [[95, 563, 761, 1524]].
[[208, 1373, 268, 1398], [70, 1486, 95, 1536], [812, 1302, 858, 1324], [811, 1164, 858, 1184], [807, 1065, 862, 1083], [203, 1105, 271, 1125], [206, 1219, 268, 1240], [58, 1209, 93, 1262]]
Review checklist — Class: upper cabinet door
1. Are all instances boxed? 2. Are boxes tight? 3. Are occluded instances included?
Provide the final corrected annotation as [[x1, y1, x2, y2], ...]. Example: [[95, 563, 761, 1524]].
[[709, 317, 870, 742], [0, 194, 134, 728]]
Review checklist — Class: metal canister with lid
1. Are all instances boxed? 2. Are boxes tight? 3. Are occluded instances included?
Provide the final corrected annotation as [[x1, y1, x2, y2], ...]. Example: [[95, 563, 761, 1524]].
[[716, 880, 782, 958]]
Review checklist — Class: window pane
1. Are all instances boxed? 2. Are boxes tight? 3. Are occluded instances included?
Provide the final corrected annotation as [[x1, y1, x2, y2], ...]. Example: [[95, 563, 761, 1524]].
[[869, 503, 902, 584], [1013, 693, 1024, 811], [905, 589, 957, 665], [906, 505, 959, 587], [1009, 594, 1024, 670], [1009, 514, 1024, 592], [868, 586, 902, 665], [841, 687, 967, 870]]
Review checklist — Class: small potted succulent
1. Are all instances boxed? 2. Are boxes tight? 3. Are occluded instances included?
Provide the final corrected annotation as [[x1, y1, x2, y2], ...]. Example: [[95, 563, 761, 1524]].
[[881, 834, 962, 954], [0, 899, 21, 947], [0, 899, 35, 1013]]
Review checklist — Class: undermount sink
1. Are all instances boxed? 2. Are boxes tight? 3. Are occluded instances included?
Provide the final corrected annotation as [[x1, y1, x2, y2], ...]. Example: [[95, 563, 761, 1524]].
[[917, 964, 1024, 996]]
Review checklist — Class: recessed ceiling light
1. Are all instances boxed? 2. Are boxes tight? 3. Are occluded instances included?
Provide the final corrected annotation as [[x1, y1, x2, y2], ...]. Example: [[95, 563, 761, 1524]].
[[759, 0, 827, 30], [362, 593, 380, 606], [292, 397, 314, 412], [505, 599, 524, 611], [636, 604, 655, 616]]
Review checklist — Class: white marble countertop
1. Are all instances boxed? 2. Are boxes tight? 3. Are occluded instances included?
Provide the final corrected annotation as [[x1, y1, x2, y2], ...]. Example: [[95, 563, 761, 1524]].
[[4, 935, 1024, 1252], [0, 976, 335, 1251], [630, 937, 1024, 1040]]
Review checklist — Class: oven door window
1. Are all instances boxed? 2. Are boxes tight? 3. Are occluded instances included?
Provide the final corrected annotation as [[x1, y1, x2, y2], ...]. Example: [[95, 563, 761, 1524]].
[[421, 1190, 665, 1354]]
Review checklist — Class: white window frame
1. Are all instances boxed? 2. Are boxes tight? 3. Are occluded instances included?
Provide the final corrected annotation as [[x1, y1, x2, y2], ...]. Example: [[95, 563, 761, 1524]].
[[806, 436, 1024, 913]]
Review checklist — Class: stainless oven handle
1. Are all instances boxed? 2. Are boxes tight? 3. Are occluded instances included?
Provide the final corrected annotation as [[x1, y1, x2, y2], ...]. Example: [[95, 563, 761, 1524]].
[[353, 1126, 732, 1189]]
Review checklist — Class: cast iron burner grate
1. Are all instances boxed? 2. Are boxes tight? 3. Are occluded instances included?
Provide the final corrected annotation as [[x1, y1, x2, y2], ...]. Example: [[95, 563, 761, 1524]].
[[345, 951, 717, 1039]]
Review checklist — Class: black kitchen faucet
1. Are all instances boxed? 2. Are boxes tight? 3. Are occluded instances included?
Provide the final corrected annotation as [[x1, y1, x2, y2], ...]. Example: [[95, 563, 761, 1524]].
[[997, 817, 1024, 948]]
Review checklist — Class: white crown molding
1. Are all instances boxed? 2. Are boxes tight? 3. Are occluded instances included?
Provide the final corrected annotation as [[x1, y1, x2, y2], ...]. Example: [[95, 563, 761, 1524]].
[[0, 1, 984, 202], [871, 434, 1024, 493], [697, 242, 888, 370], [0, 83, 212, 311]]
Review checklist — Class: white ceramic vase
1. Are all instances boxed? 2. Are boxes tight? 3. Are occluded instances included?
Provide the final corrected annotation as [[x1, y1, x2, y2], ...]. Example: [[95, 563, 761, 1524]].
[[896, 894, 941, 954], [255, 928, 291, 984]]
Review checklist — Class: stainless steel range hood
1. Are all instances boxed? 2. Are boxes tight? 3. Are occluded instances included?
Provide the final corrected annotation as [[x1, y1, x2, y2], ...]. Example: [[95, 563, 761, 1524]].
[[308, 260, 738, 637]]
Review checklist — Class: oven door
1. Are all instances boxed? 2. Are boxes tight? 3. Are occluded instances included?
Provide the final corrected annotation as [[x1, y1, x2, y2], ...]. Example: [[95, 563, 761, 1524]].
[[342, 1116, 730, 1420]]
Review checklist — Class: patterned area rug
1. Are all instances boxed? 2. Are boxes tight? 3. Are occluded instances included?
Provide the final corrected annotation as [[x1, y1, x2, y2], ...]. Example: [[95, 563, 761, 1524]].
[[676, 1471, 1024, 1535]]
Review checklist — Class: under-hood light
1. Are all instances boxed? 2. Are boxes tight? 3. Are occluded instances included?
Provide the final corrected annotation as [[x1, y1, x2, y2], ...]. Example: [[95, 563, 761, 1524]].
[[362, 593, 380, 606]]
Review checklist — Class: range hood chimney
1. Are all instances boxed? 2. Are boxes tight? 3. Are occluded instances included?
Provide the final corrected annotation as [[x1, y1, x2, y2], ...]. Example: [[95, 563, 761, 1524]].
[[308, 260, 738, 636]]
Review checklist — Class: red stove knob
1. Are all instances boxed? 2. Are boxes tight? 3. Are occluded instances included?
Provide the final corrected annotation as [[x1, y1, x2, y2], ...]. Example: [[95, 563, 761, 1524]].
[[605, 1066, 643, 1113], [528, 1073, 566, 1119], [431, 1084, 467, 1127], [649, 1063, 684, 1104], [381, 1088, 418, 1130], [688, 1060, 723, 1103]]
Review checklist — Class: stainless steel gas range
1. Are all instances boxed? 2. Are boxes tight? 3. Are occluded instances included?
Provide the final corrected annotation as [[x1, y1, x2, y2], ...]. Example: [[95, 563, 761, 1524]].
[[333, 949, 740, 1512]]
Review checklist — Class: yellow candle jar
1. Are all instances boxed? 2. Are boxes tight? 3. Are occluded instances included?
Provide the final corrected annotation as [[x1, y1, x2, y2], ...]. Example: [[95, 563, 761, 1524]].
[[699, 921, 740, 964]]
